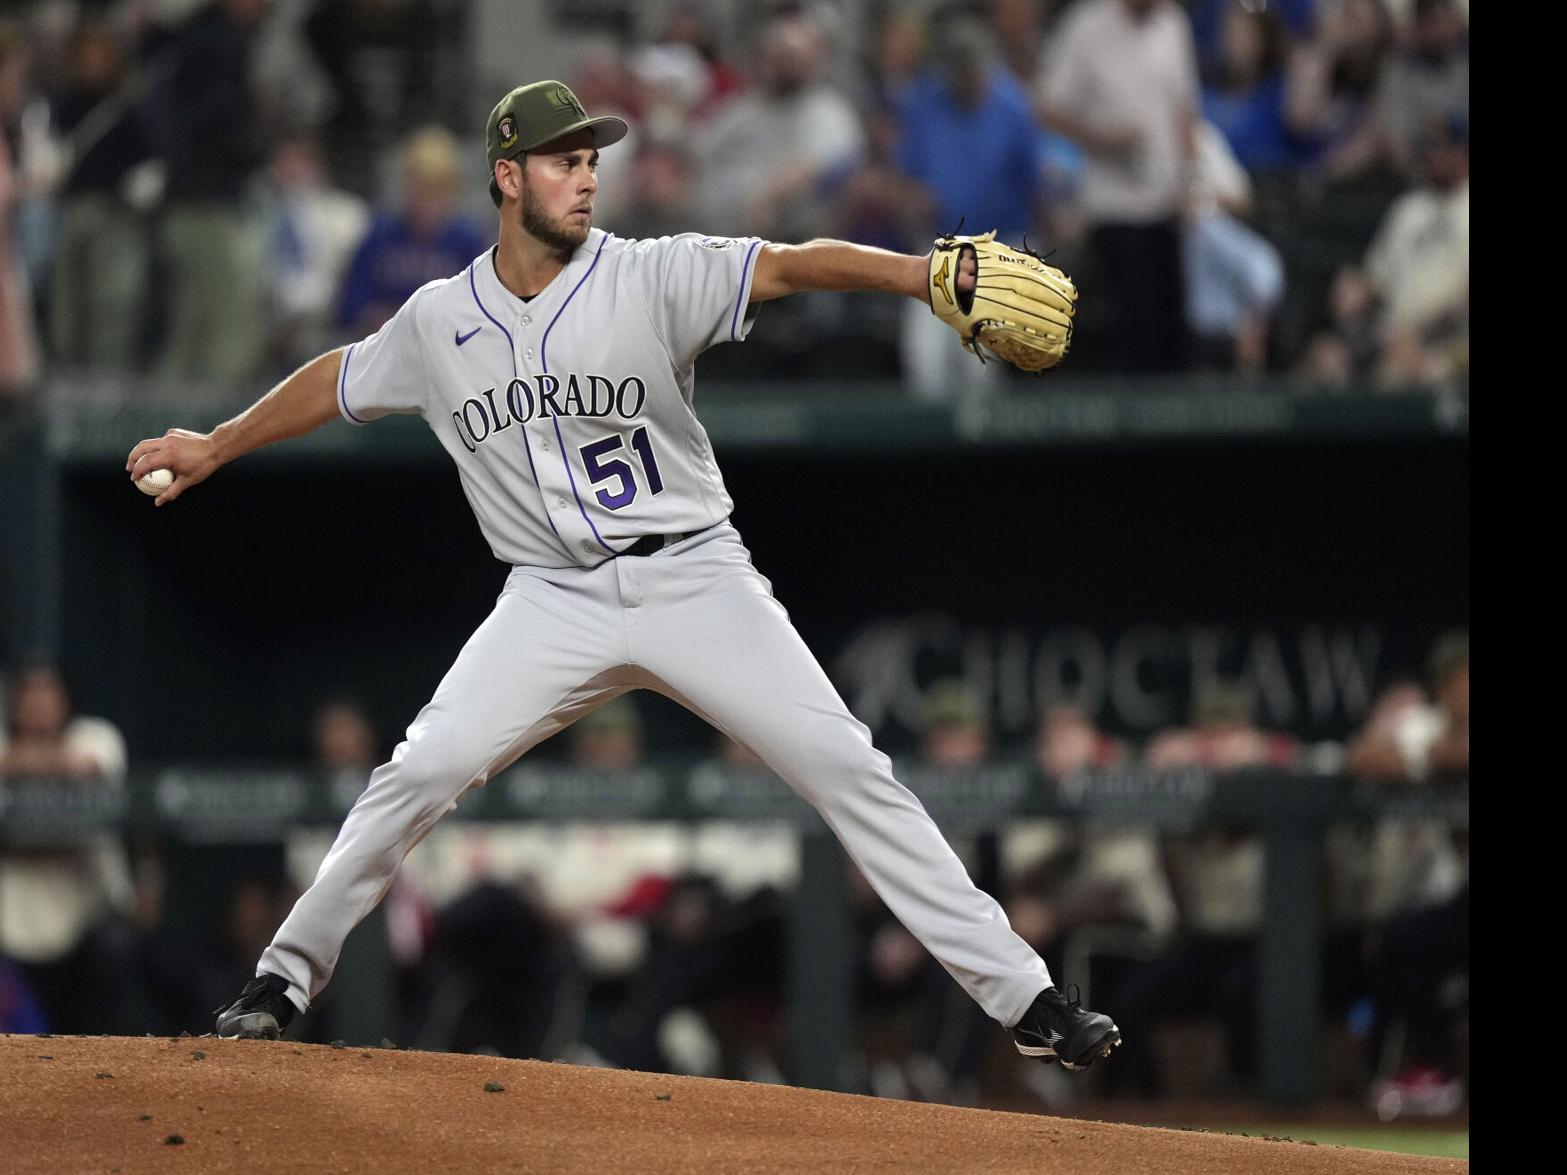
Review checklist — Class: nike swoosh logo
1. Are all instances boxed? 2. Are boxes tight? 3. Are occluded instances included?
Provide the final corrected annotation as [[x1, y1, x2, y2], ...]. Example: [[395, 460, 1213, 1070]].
[[455, 326, 482, 346]]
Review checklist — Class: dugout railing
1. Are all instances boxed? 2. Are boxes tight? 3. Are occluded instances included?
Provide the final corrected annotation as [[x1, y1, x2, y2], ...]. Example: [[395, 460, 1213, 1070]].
[[0, 765, 1468, 1104]]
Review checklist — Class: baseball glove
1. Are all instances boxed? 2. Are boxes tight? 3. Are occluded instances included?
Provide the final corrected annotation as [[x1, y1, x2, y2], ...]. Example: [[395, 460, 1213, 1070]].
[[926, 230, 1077, 372]]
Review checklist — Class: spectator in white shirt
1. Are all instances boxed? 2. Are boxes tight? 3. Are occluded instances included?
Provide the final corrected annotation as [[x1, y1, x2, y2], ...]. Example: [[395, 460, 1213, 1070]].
[[0, 660, 133, 1032], [1347, 633, 1468, 1115], [1365, 112, 1468, 389], [696, 9, 865, 241], [1039, 0, 1200, 372], [259, 131, 368, 373]]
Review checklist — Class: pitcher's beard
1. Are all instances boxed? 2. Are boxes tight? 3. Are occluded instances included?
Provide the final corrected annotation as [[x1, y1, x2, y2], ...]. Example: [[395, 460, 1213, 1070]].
[[521, 183, 590, 254]]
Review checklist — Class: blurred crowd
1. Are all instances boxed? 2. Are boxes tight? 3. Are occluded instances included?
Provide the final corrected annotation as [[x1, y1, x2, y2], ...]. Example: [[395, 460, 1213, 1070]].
[[0, 0, 1467, 399], [2, 631, 1468, 1117]]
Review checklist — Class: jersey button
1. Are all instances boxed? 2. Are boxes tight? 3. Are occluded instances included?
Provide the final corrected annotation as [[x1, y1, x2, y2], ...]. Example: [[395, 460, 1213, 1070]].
[[581, 541, 596, 553], [522, 315, 531, 326], [539, 439, 550, 450], [557, 497, 567, 508], [524, 347, 535, 359]]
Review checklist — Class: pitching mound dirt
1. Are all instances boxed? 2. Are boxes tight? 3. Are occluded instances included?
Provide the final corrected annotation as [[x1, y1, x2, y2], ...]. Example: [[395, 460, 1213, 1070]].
[[1, 1035, 1464, 1173]]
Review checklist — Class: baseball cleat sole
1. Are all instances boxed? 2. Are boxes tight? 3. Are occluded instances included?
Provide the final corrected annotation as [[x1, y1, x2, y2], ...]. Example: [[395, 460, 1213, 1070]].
[[1015, 1043, 1062, 1058], [1016, 1027, 1122, 1070]]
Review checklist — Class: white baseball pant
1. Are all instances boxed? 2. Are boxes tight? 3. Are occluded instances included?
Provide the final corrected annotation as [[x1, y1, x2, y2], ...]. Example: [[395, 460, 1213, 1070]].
[[260, 523, 1051, 1026]]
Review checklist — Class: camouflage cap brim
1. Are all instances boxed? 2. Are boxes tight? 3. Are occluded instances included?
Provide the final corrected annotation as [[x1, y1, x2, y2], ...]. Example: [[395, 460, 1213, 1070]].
[[486, 80, 630, 173], [516, 115, 629, 157]]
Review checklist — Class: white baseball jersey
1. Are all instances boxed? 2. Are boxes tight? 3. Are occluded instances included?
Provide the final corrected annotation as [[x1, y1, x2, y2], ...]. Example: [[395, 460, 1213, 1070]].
[[336, 228, 763, 567]]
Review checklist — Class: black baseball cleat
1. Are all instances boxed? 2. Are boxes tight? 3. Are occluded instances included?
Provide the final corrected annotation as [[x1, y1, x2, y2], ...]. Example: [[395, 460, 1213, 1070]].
[[214, 972, 297, 1040], [1010, 984, 1121, 1071]]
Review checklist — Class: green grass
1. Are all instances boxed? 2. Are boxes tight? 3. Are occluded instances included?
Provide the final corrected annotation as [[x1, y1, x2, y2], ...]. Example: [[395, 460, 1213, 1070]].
[[1217, 1126, 1469, 1160]]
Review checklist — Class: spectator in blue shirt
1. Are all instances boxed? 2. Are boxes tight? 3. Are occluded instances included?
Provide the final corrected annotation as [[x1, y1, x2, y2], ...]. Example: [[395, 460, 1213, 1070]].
[[1200, 1, 1298, 174], [1184, 121, 1284, 372], [896, 24, 1042, 247], [1284, 0, 1394, 181], [337, 126, 488, 336], [894, 16, 1042, 401]]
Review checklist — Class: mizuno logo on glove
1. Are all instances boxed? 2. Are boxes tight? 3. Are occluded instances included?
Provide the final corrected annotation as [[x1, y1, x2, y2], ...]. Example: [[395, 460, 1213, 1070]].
[[931, 255, 954, 307]]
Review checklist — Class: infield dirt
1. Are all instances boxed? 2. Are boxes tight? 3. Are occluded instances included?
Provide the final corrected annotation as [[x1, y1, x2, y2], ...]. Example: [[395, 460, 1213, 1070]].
[[1, 1034, 1465, 1173]]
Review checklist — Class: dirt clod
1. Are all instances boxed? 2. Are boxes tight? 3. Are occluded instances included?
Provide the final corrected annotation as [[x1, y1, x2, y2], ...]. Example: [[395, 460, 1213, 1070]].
[[484, 1082, 505, 1093], [138, 1114, 153, 1122], [656, 1094, 672, 1102], [331, 1040, 347, 1050], [95, 1072, 113, 1080], [164, 1135, 185, 1146], [192, 1051, 207, 1061]]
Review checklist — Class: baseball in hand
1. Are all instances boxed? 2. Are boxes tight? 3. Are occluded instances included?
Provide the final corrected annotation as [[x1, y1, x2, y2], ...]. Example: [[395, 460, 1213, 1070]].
[[137, 468, 175, 496]]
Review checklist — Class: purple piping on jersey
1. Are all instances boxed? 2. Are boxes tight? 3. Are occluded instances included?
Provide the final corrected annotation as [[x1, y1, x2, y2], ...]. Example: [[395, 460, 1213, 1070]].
[[540, 235, 615, 556], [468, 259, 560, 540], [337, 343, 367, 424], [730, 239, 763, 342]]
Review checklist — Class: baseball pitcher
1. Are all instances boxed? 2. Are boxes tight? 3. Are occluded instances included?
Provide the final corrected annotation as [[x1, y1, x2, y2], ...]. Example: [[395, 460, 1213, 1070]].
[[127, 80, 1115, 1072]]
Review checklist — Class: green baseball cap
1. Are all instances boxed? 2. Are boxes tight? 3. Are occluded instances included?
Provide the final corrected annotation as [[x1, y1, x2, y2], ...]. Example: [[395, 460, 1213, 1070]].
[[485, 80, 629, 177]]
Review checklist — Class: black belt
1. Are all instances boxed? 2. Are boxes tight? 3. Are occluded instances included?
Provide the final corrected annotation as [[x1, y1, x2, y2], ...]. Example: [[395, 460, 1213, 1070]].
[[621, 524, 716, 557]]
